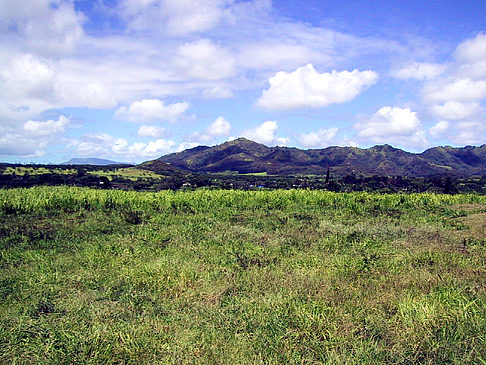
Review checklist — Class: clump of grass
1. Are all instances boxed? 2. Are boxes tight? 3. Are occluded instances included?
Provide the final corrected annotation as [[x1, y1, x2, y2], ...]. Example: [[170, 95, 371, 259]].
[[0, 187, 485, 363]]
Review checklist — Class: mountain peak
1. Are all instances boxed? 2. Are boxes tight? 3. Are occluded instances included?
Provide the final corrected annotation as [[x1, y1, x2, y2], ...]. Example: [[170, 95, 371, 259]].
[[371, 144, 397, 151], [226, 137, 263, 146]]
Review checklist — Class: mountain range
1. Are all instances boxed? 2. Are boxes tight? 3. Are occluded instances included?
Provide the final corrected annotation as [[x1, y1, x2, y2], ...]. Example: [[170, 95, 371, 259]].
[[143, 138, 486, 177]]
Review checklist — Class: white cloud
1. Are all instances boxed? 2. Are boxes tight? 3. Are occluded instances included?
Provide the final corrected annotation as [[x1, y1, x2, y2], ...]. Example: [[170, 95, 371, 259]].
[[23, 115, 70, 136], [456, 62, 486, 81], [242, 120, 287, 145], [174, 39, 235, 80], [234, 17, 404, 73], [115, 99, 190, 123], [257, 64, 378, 110], [429, 121, 449, 138], [451, 121, 485, 145], [429, 101, 482, 120], [0, 115, 70, 157], [54, 77, 116, 110], [238, 42, 318, 71], [202, 85, 234, 99], [275, 137, 290, 146], [420, 34, 486, 124], [185, 116, 232, 143], [70, 133, 176, 161], [394, 62, 446, 80], [355, 106, 427, 147], [299, 128, 338, 148], [0, 133, 47, 157], [6, 0, 483, 162], [120, 0, 230, 36], [0, 53, 55, 100], [455, 33, 486, 65], [177, 141, 200, 152], [70, 134, 120, 157], [454, 34, 486, 80], [207, 116, 231, 137], [0, 0, 409, 153], [0, 0, 85, 56], [424, 78, 486, 103], [0, 52, 118, 115], [137, 125, 168, 138], [132, 139, 175, 157]]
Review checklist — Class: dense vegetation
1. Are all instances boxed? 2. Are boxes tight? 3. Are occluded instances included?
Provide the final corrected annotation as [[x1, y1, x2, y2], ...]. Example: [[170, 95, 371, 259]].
[[1, 187, 485, 363], [2, 163, 486, 193], [155, 138, 486, 177]]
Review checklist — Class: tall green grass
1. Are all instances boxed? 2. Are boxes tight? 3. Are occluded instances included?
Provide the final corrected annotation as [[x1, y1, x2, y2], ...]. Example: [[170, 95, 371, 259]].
[[1, 187, 485, 363], [1, 186, 484, 214]]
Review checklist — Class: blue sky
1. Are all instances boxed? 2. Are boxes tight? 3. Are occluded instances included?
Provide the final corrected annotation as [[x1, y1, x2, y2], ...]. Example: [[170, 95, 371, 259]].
[[0, 0, 485, 163]]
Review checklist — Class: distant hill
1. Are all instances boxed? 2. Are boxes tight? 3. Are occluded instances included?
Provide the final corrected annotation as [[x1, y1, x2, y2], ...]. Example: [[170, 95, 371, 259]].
[[147, 138, 486, 177], [138, 159, 193, 175], [63, 158, 128, 166]]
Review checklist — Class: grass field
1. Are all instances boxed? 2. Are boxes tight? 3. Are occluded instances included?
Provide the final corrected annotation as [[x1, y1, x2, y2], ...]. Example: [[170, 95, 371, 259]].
[[1, 166, 163, 181], [87, 167, 164, 181], [3, 166, 78, 176], [1, 187, 485, 364]]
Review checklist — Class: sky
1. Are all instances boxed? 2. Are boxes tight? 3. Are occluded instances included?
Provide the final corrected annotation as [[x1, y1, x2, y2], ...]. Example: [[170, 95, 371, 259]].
[[1, 0, 486, 163]]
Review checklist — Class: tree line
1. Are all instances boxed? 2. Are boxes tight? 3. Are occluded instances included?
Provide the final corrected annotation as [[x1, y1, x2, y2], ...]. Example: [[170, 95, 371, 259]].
[[1, 163, 485, 194]]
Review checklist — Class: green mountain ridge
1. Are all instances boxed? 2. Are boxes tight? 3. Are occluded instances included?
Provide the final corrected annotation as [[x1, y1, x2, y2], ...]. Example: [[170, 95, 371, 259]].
[[143, 138, 486, 177]]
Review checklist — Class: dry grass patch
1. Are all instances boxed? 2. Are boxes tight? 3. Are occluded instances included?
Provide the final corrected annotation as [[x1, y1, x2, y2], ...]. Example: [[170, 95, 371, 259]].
[[456, 212, 486, 239], [449, 203, 486, 213]]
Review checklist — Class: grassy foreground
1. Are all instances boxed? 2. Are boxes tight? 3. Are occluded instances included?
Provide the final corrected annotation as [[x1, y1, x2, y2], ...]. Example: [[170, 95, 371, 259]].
[[0, 187, 485, 364]]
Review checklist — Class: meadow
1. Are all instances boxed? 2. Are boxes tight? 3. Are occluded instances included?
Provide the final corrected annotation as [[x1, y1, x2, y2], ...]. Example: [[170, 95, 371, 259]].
[[0, 186, 485, 364], [1, 165, 162, 181]]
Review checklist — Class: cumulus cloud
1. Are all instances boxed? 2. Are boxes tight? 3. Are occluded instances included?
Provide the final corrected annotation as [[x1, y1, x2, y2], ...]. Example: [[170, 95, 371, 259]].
[[7, 0, 485, 162], [355, 106, 427, 147], [429, 121, 449, 138], [137, 125, 168, 138], [0, 0, 85, 56], [257, 64, 378, 110], [242, 121, 277, 144], [70, 133, 175, 161], [0, 133, 47, 157], [424, 78, 486, 103], [394, 62, 446, 80], [0, 52, 118, 117], [186, 116, 232, 143], [115, 99, 190, 123], [1, 53, 56, 101], [207, 116, 231, 137], [133, 139, 175, 157], [174, 39, 235, 80], [429, 101, 482, 120], [242, 121, 288, 145], [177, 141, 201, 151], [275, 137, 290, 146], [299, 128, 339, 148], [453, 33, 486, 80], [421, 34, 486, 125], [455, 33, 486, 65], [23, 115, 70, 136], [0, 115, 70, 157]]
